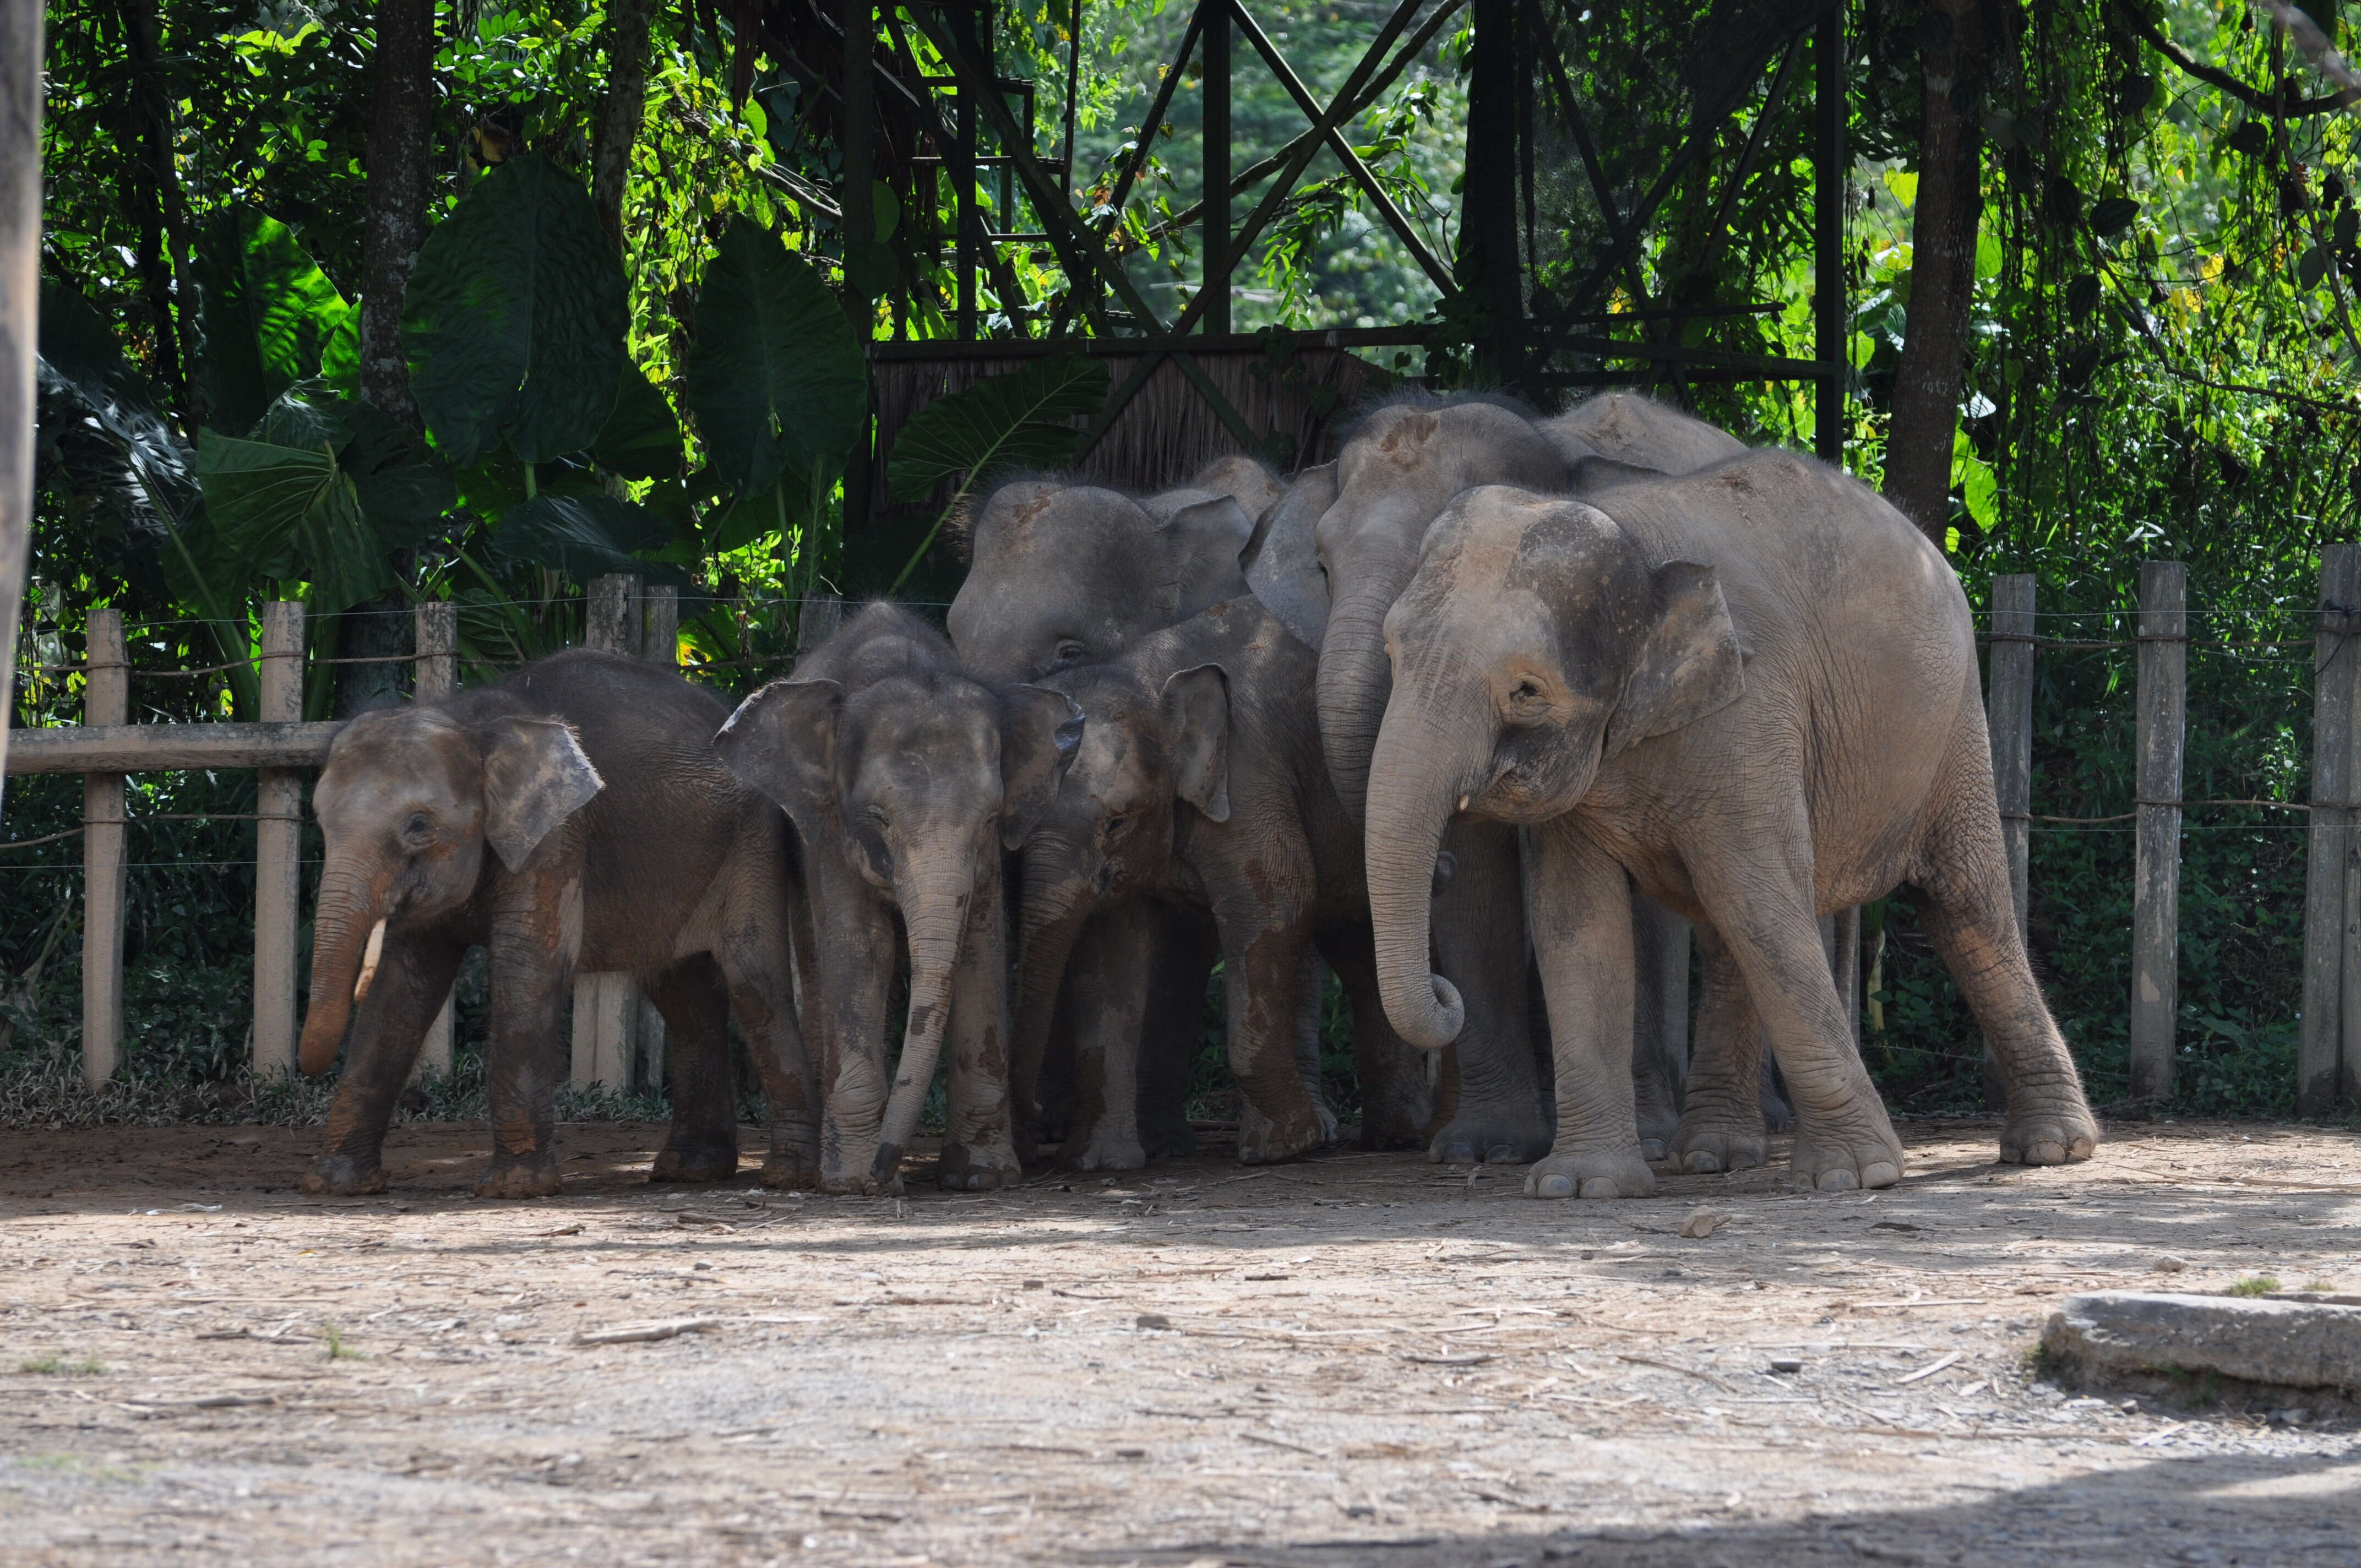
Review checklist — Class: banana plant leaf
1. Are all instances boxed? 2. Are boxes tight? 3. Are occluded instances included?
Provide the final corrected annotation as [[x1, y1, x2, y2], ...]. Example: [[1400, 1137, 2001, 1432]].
[[197, 426, 392, 612], [491, 493, 689, 585], [592, 361, 684, 481], [401, 153, 628, 467], [193, 208, 357, 437], [684, 215, 866, 496], [885, 356, 1110, 501]]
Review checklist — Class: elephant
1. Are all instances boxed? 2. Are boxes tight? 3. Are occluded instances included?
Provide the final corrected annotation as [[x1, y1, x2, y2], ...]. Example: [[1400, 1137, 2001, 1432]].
[[1011, 596, 1430, 1166], [949, 458, 1425, 1158], [1542, 389, 1748, 477], [713, 602, 1082, 1193], [295, 650, 817, 1198], [1361, 456, 2101, 1199]]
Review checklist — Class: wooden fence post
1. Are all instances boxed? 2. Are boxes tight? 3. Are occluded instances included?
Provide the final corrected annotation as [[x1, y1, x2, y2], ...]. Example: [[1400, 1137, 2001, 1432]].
[[1982, 574, 2036, 1104], [2302, 545, 2359, 1116], [251, 602, 304, 1076], [2129, 561, 2187, 1102], [80, 608, 126, 1088], [634, 581, 676, 1091], [414, 601, 458, 1081], [572, 575, 641, 1090], [0, 0, 42, 804]]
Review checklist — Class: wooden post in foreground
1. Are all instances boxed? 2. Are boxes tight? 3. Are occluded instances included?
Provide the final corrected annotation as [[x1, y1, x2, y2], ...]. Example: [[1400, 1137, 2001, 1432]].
[[1982, 574, 2036, 1105], [635, 582, 678, 1091], [572, 575, 641, 1090], [2302, 546, 2360, 1115], [2128, 562, 2186, 1102], [414, 601, 458, 1080], [80, 609, 127, 1088], [0, 0, 42, 804], [251, 602, 304, 1076]]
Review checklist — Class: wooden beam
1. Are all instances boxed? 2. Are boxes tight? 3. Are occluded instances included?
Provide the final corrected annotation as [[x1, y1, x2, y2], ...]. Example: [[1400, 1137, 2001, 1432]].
[[6, 721, 344, 775], [1983, 573, 2035, 1109], [2129, 560, 2187, 1102], [2303, 544, 2360, 1115], [414, 600, 458, 1082], [81, 609, 127, 1090], [575, 575, 640, 1090], [252, 602, 305, 1077], [0, 0, 41, 804], [1201, 0, 1231, 336]]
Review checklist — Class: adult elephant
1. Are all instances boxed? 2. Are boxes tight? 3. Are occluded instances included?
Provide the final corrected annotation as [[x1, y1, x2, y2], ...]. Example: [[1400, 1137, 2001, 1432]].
[[1362, 456, 2100, 1197], [295, 651, 817, 1197]]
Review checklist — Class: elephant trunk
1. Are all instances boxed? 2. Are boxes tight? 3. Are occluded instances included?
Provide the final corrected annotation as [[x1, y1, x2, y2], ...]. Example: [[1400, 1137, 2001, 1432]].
[[1315, 582, 1403, 824], [1010, 846, 1094, 1129], [297, 857, 395, 1075], [1363, 701, 1490, 1051], [870, 862, 976, 1186]]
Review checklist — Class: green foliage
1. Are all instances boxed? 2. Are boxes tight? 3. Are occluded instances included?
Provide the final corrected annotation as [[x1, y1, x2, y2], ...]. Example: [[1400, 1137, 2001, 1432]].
[[401, 153, 630, 467], [192, 206, 359, 433], [592, 362, 686, 481], [683, 214, 867, 496], [15, 1356, 106, 1376], [888, 356, 1110, 502], [2228, 1275, 2282, 1297], [492, 493, 686, 585]]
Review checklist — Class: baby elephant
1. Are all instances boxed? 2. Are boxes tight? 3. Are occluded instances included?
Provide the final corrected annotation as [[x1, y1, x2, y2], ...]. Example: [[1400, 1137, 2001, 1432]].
[[715, 603, 1081, 1193], [1013, 597, 1431, 1167], [298, 650, 818, 1198]]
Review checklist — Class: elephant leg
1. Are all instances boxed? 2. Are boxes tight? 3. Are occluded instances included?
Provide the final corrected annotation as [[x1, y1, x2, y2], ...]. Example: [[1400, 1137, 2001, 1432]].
[[1908, 695, 2099, 1167], [1136, 906, 1216, 1162], [648, 956, 738, 1184], [786, 829, 836, 1115], [304, 936, 465, 1196], [477, 875, 578, 1200], [1060, 903, 1150, 1172], [1519, 820, 1654, 1200], [1291, 952, 1329, 1121], [1670, 923, 1772, 1174], [1320, 925, 1431, 1150], [940, 852, 1021, 1192], [816, 879, 899, 1195], [716, 900, 820, 1190], [1696, 815, 1905, 1193], [1229, 923, 1335, 1165], [1630, 892, 1689, 1160], [1427, 818, 1552, 1165]]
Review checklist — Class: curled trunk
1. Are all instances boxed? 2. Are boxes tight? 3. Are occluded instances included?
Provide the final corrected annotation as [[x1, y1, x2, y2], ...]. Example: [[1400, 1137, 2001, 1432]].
[[1362, 705, 1486, 1051], [298, 861, 392, 1075], [870, 867, 976, 1185], [1315, 585, 1402, 824]]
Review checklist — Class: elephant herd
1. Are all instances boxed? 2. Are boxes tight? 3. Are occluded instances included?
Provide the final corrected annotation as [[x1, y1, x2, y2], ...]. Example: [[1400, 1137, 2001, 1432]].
[[291, 390, 2101, 1204]]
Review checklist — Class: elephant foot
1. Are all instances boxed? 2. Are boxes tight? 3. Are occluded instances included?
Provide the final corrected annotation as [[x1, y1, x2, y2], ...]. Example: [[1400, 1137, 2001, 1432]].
[[1999, 1101, 2100, 1167], [936, 1141, 1022, 1191], [1789, 1110, 1906, 1192], [1140, 1110, 1199, 1163], [1636, 1105, 1680, 1164], [758, 1153, 819, 1191], [1427, 1102, 1554, 1166], [1058, 1120, 1146, 1172], [1357, 1101, 1430, 1151], [301, 1154, 388, 1197], [650, 1135, 739, 1184], [1237, 1098, 1336, 1166], [1522, 1144, 1656, 1200], [1760, 1067, 1795, 1134], [1670, 1106, 1770, 1175], [474, 1157, 564, 1200]]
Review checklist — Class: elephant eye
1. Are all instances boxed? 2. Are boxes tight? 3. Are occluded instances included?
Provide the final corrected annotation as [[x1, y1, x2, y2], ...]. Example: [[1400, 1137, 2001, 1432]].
[[1049, 639, 1089, 671], [400, 812, 433, 843], [1103, 813, 1131, 842], [1506, 677, 1549, 712]]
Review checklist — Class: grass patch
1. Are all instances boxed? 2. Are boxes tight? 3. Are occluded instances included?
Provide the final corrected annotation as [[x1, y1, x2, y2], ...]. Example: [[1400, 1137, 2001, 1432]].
[[2228, 1275, 2282, 1297], [15, 1355, 105, 1376], [320, 1320, 362, 1361]]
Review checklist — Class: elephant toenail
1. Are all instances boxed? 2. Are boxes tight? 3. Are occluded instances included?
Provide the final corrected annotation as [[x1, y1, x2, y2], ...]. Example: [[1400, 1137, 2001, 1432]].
[[1537, 1173, 1574, 1197], [1578, 1178, 1620, 1199], [2029, 1141, 2064, 1164], [1684, 1152, 1723, 1174], [1862, 1162, 1900, 1188], [1638, 1140, 1668, 1161], [1817, 1169, 1858, 1191], [1486, 1144, 1518, 1163]]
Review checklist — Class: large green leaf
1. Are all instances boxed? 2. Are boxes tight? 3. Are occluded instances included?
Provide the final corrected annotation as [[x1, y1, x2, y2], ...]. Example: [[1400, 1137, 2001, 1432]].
[[340, 398, 457, 542], [196, 426, 393, 613], [592, 361, 684, 481], [401, 153, 628, 467], [491, 493, 688, 584], [193, 208, 355, 436], [886, 356, 1111, 501], [684, 215, 866, 494]]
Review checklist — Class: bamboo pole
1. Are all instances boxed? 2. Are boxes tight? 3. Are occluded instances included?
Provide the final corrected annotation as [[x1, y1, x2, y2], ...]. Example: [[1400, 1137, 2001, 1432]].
[[252, 602, 304, 1076], [573, 575, 640, 1090], [2300, 545, 2358, 1115], [0, 0, 41, 807], [414, 601, 457, 1080], [2128, 561, 2186, 1102], [81, 609, 127, 1088], [1982, 574, 2035, 1105]]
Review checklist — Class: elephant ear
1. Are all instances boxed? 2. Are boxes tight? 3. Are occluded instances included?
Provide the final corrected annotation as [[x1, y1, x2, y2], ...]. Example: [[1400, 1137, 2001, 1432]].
[[1158, 496, 1256, 621], [1604, 559, 1744, 758], [480, 716, 604, 872], [713, 678, 844, 834], [999, 684, 1086, 850], [1160, 663, 1232, 824], [1243, 462, 1335, 650]]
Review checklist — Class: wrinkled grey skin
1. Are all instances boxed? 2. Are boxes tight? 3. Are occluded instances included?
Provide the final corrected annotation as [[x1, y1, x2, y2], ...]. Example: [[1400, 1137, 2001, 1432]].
[[949, 457, 1419, 1161], [1013, 598, 1431, 1166], [1363, 459, 2100, 1199], [297, 651, 817, 1199], [1542, 389, 1747, 476], [715, 603, 1081, 1193]]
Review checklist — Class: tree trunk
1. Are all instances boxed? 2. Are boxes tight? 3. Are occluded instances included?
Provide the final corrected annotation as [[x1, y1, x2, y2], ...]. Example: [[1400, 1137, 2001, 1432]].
[[344, 0, 438, 715], [120, 0, 194, 410], [591, 0, 659, 249], [1883, 0, 1987, 541]]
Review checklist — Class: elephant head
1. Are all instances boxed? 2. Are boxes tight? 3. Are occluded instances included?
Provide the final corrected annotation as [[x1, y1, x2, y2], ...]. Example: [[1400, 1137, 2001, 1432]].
[[1311, 399, 1571, 821], [298, 707, 602, 1075], [716, 669, 1082, 1175], [1362, 486, 1744, 1049], [1007, 661, 1231, 1110], [946, 476, 1259, 682]]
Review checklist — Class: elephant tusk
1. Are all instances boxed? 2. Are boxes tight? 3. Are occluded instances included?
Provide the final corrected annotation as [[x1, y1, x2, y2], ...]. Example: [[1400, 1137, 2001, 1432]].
[[1457, 794, 1469, 813], [353, 917, 388, 1003]]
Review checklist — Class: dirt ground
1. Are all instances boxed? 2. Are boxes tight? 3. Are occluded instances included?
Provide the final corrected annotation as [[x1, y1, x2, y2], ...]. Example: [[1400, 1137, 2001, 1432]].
[[3, 1118, 2358, 1568]]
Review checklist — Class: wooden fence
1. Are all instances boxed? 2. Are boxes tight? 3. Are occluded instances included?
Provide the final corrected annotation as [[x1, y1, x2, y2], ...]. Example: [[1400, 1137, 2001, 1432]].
[[8, 560, 2361, 1115]]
